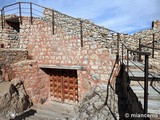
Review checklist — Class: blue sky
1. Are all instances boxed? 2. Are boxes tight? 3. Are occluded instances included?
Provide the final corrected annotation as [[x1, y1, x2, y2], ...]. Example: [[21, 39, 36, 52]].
[[1, 0, 160, 34]]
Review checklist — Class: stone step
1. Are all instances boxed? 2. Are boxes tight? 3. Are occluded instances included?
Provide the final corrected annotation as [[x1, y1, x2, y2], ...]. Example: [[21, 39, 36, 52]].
[[34, 109, 69, 120], [25, 116, 44, 120], [34, 114, 67, 120], [131, 88, 160, 97], [33, 102, 76, 116], [28, 101, 76, 120], [10, 101, 76, 120], [128, 71, 160, 80], [123, 60, 144, 69], [0, 117, 8, 120], [17, 111, 64, 120], [138, 98, 160, 114], [123, 60, 160, 79], [130, 83, 160, 115]]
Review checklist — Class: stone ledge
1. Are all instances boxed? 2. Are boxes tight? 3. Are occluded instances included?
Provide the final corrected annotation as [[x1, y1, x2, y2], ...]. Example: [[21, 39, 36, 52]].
[[39, 64, 87, 71], [0, 48, 27, 51], [13, 60, 37, 65]]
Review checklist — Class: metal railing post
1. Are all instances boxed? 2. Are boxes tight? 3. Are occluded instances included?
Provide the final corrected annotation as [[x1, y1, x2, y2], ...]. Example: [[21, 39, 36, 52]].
[[117, 33, 120, 57], [139, 38, 142, 61], [80, 20, 83, 47], [1, 10, 3, 29], [30, 2, 33, 25], [3, 9, 5, 29], [19, 2, 22, 24], [144, 55, 149, 114], [52, 10, 54, 35], [127, 49, 129, 74], [122, 44, 124, 63], [152, 33, 155, 58]]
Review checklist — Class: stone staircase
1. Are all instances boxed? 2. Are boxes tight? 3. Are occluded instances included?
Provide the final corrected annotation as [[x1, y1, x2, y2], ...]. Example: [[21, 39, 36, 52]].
[[126, 60, 160, 117], [130, 84, 160, 114]]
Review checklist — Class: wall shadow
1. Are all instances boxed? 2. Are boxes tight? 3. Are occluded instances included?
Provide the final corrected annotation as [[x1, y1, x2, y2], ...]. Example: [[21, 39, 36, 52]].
[[104, 55, 119, 120], [115, 64, 144, 120]]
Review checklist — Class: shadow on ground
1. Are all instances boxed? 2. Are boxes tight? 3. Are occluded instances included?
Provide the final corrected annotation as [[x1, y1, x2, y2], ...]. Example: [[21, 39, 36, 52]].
[[10, 109, 37, 120]]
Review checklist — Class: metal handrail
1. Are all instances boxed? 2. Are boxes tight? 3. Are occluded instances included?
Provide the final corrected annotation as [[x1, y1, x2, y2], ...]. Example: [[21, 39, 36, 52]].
[[138, 29, 160, 40], [0, 2, 45, 26], [121, 42, 150, 114], [123, 43, 150, 56], [0, 2, 84, 48], [138, 30, 160, 59], [141, 44, 160, 50], [0, 2, 121, 38]]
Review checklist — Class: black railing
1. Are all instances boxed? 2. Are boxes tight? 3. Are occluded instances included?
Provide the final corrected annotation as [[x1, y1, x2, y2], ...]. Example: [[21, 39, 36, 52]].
[[121, 43, 150, 114], [138, 30, 160, 60], [0, 2, 86, 46], [0, 2, 46, 27]]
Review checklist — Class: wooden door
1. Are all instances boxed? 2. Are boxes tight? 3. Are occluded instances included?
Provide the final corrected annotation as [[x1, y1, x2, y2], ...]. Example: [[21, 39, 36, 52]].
[[50, 69, 63, 102], [50, 69, 78, 103]]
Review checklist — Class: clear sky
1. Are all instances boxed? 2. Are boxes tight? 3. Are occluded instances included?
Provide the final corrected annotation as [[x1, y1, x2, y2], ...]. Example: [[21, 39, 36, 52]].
[[1, 0, 160, 34]]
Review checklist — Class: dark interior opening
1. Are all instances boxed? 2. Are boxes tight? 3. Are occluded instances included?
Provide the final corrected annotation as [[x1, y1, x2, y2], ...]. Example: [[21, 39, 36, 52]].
[[5, 17, 20, 32], [6, 21, 20, 32]]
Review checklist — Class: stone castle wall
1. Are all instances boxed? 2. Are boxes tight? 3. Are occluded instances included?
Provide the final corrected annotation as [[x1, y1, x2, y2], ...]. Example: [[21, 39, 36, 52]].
[[0, 15, 20, 48], [0, 5, 159, 116], [0, 4, 159, 119], [0, 8, 121, 104], [17, 9, 120, 102], [2, 60, 50, 103], [0, 49, 27, 81], [0, 49, 27, 65], [153, 20, 160, 29], [119, 24, 160, 72]]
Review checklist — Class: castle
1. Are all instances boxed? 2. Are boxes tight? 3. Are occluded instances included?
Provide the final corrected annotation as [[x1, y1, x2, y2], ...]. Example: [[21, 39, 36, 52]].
[[0, 2, 160, 119]]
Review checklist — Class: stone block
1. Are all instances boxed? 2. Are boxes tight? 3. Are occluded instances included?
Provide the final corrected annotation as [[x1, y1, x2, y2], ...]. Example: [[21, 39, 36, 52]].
[[0, 79, 31, 119]]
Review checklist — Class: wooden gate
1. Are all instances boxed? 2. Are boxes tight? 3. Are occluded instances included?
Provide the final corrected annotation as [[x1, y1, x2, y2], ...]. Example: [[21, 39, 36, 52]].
[[50, 69, 78, 103]]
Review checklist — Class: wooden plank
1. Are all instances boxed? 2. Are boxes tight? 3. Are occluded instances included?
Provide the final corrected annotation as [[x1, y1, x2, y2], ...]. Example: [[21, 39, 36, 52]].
[[50, 69, 78, 103], [61, 70, 64, 103]]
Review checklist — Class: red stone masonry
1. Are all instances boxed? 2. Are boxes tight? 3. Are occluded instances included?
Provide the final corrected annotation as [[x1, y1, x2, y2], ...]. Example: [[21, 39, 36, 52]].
[[3, 60, 50, 103], [2, 9, 120, 103], [18, 9, 119, 103]]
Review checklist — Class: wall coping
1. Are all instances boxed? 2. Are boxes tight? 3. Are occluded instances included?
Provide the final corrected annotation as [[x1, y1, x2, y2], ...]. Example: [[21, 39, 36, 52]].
[[39, 64, 87, 71], [0, 48, 27, 51]]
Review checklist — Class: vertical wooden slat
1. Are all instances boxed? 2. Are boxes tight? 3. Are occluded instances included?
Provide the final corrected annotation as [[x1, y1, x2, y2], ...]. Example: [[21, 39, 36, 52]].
[[61, 70, 64, 103], [74, 70, 77, 102], [67, 70, 70, 101], [50, 75, 53, 96]]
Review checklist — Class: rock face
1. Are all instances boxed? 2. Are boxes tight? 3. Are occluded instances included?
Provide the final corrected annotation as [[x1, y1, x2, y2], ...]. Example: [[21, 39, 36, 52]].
[[0, 78, 31, 119], [71, 85, 119, 120]]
